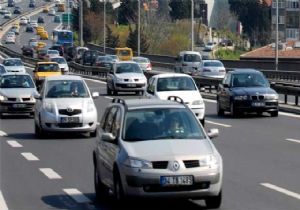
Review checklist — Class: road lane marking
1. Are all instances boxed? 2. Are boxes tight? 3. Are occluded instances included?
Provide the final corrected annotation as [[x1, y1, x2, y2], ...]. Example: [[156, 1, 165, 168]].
[[286, 138, 300, 144], [105, 96, 114, 100], [39, 168, 62, 179], [206, 120, 232, 128], [279, 112, 300, 119], [0, 191, 8, 210], [21, 153, 39, 161], [7, 140, 23, 147], [0, 131, 7, 137], [203, 98, 217, 103], [63, 188, 92, 203], [261, 183, 300, 200]]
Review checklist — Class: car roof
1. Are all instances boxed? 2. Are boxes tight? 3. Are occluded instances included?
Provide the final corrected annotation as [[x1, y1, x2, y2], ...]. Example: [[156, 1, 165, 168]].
[[120, 99, 186, 110], [152, 73, 193, 79], [179, 51, 201, 55], [202, 59, 221, 62], [46, 75, 83, 81], [1, 72, 30, 76], [3, 58, 21, 61], [231, 68, 261, 74]]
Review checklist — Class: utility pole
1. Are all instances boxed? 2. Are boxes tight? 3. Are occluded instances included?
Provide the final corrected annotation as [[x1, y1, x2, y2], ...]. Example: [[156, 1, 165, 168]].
[[79, 0, 83, 46], [138, 0, 141, 56], [67, 0, 70, 29], [191, 0, 194, 51], [104, 0, 106, 53], [275, 0, 279, 71]]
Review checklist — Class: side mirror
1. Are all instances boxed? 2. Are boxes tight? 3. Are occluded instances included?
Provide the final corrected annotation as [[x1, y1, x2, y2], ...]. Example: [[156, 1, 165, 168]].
[[92, 92, 99, 98], [34, 93, 42, 100], [207, 128, 219, 139], [102, 132, 116, 142], [223, 84, 229, 88]]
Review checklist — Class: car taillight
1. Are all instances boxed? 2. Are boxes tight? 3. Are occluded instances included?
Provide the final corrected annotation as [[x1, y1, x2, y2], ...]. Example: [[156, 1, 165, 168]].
[[203, 68, 211, 72], [147, 63, 152, 69]]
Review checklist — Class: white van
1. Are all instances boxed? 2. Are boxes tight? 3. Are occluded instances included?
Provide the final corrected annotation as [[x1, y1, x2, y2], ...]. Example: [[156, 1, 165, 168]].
[[174, 51, 202, 75]]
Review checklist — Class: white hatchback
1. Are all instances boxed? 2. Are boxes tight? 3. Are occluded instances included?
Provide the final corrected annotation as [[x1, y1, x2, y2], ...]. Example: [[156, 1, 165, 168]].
[[146, 73, 206, 125]]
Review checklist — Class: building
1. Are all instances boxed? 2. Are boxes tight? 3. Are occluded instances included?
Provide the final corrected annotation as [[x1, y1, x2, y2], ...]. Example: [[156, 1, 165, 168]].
[[271, 0, 300, 41]]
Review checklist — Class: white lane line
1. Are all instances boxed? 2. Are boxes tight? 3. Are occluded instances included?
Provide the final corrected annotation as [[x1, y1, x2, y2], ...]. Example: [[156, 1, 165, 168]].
[[261, 183, 300, 200], [39, 168, 62, 179], [286, 138, 300, 144], [0, 191, 9, 210], [84, 78, 106, 84], [63, 188, 92, 203], [206, 120, 232, 128], [203, 98, 217, 103], [279, 112, 300, 119], [0, 131, 7, 137], [105, 96, 114, 100], [21, 152, 39, 161], [7, 140, 23, 148]]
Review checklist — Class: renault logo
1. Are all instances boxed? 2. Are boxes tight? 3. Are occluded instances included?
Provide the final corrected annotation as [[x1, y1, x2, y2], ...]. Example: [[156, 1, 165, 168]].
[[66, 107, 73, 113], [171, 161, 180, 171]]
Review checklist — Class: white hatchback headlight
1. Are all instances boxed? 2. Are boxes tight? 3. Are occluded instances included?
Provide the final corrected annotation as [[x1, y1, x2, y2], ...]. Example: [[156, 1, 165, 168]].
[[87, 100, 94, 112], [0, 95, 7, 101], [44, 103, 54, 113], [192, 100, 204, 105], [124, 157, 153, 169], [199, 155, 219, 169]]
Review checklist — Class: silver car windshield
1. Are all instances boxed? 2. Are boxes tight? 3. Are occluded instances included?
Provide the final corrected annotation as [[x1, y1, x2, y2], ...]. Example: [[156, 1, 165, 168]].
[[0, 75, 34, 88], [45, 80, 89, 98], [3, 59, 23, 66], [123, 108, 205, 142], [157, 77, 197, 91], [116, 63, 142, 74]]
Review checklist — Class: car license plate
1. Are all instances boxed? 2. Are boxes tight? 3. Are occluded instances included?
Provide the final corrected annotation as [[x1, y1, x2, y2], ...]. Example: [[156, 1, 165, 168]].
[[160, 176, 193, 186], [252, 102, 265, 107], [61, 117, 79, 123], [127, 84, 136, 87], [13, 104, 26, 108]]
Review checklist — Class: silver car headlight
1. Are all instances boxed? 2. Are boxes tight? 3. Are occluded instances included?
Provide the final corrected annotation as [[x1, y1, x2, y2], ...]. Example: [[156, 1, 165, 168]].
[[192, 100, 204, 105], [44, 103, 54, 114], [87, 100, 94, 112], [0, 95, 7, 101], [234, 95, 248, 100], [199, 155, 219, 169], [124, 157, 153, 169], [116, 77, 123, 82], [264, 94, 278, 100]]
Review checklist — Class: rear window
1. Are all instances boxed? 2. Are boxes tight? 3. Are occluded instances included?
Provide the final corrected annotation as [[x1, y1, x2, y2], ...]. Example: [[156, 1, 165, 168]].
[[203, 61, 223, 67], [183, 54, 201, 62], [37, 63, 60, 72], [133, 57, 149, 63]]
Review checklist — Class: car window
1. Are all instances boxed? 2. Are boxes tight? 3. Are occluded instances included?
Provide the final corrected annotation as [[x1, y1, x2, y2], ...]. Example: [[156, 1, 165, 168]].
[[123, 108, 205, 141], [157, 77, 197, 91], [3, 59, 23, 66], [231, 73, 269, 87], [203, 61, 223, 67], [115, 63, 142, 74], [183, 54, 201, 62], [37, 63, 60, 72], [45, 80, 89, 98], [0, 75, 34, 88], [51, 57, 66, 64], [133, 57, 149, 63]]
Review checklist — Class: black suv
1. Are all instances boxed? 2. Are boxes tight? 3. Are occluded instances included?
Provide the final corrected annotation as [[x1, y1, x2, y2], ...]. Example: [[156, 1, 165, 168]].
[[21, 45, 34, 57], [217, 69, 279, 117], [82, 50, 100, 66]]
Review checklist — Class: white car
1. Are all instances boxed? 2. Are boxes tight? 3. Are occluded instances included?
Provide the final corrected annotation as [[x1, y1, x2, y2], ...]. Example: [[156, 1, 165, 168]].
[[5, 34, 15, 44], [146, 73, 206, 125], [174, 51, 202, 74], [3, 11, 11, 19], [132, 56, 152, 71], [10, 26, 19, 35], [2, 58, 26, 73], [45, 50, 60, 60], [197, 60, 226, 79], [50, 56, 69, 74], [30, 20, 38, 28], [20, 17, 28, 25], [204, 42, 216, 51], [49, 8, 56, 16]]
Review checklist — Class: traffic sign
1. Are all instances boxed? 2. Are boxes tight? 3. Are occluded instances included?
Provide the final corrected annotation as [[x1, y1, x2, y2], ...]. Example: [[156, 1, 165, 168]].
[[62, 13, 73, 23]]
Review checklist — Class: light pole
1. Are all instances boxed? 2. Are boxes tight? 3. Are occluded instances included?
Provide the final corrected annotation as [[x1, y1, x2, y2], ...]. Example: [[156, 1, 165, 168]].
[[79, 0, 83, 46], [275, 0, 279, 71], [103, 0, 106, 54], [67, 0, 70, 29], [138, 0, 141, 56], [191, 0, 194, 51]]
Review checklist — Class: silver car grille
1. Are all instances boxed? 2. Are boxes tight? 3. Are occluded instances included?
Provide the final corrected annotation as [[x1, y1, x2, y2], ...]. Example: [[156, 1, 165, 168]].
[[184, 160, 200, 168], [59, 109, 82, 116], [152, 161, 168, 169]]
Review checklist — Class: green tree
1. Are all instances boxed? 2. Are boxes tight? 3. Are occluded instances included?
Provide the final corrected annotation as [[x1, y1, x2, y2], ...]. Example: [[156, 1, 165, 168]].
[[106, 25, 120, 48], [228, 0, 271, 46], [118, 0, 138, 24], [126, 24, 149, 53]]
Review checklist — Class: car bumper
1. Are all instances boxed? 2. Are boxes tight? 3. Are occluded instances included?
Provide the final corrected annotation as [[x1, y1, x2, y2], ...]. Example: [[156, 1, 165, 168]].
[[120, 165, 222, 198], [189, 106, 205, 120], [233, 100, 278, 112], [0, 102, 35, 113], [114, 83, 146, 92], [40, 110, 97, 132]]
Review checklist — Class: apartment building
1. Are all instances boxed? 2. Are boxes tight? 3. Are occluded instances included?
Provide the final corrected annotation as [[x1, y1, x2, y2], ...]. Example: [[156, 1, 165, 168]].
[[272, 0, 300, 41]]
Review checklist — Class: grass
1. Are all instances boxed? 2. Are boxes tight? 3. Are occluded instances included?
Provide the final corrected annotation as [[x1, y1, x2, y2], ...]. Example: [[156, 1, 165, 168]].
[[215, 48, 247, 60]]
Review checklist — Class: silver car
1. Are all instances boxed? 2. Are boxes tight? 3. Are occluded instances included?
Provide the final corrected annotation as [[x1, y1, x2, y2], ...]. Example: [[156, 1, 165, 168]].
[[34, 75, 99, 138], [106, 61, 147, 95], [132, 56, 152, 71], [196, 60, 226, 79], [2, 58, 26, 73], [93, 98, 223, 209], [50, 56, 69, 74], [174, 51, 202, 74], [0, 73, 37, 117]]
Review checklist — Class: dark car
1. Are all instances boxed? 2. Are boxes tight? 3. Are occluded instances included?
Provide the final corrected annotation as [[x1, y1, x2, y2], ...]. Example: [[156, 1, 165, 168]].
[[7, 1, 15, 7], [217, 69, 279, 117], [49, 45, 64, 56], [53, 15, 61, 23], [13, 7, 21, 14], [29, 2, 36, 8], [37, 16, 45, 23], [82, 50, 100, 66], [94, 55, 113, 68], [25, 25, 34, 33], [37, 49, 48, 60], [21, 45, 34, 57]]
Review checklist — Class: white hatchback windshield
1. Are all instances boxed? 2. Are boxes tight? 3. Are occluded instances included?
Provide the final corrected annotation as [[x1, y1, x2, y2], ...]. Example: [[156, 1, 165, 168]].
[[45, 80, 89, 98]]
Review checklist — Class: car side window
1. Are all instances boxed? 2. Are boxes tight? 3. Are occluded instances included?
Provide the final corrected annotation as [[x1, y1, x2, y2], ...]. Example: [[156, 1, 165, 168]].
[[104, 107, 117, 133]]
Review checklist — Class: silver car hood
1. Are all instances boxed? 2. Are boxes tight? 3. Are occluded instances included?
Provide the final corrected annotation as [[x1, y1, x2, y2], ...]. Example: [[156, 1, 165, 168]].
[[122, 139, 213, 160], [116, 73, 146, 80], [0, 88, 37, 98], [44, 98, 91, 110]]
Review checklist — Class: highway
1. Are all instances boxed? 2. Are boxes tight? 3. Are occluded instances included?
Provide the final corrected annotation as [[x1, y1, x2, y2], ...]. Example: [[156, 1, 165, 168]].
[[1, 4, 300, 210]]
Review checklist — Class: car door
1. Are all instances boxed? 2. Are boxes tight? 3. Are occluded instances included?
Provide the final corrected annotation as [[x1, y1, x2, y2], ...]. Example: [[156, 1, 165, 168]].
[[218, 73, 231, 110], [34, 82, 45, 124]]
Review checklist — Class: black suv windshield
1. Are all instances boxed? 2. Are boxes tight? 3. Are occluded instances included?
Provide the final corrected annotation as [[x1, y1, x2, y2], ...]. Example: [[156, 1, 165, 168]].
[[123, 108, 205, 141], [231, 73, 269, 87]]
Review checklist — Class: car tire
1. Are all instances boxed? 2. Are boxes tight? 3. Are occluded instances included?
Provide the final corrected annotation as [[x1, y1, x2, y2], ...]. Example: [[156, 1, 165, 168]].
[[90, 129, 97, 138], [107, 85, 112, 95], [35, 123, 44, 138], [270, 110, 278, 117], [94, 162, 109, 200], [217, 100, 224, 116], [230, 102, 238, 117], [205, 190, 222, 209], [200, 118, 205, 126], [114, 171, 125, 203], [29, 112, 34, 118]]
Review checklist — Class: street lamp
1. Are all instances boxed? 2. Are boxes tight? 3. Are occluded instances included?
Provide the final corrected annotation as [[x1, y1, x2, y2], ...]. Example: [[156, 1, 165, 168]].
[[191, 0, 194, 51], [138, 0, 141, 56], [79, 0, 83, 46], [275, 0, 279, 71], [104, 0, 106, 54]]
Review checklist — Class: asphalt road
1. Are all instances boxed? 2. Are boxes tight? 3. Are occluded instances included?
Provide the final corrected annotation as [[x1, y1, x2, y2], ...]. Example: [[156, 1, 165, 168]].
[[1, 7, 300, 210]]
